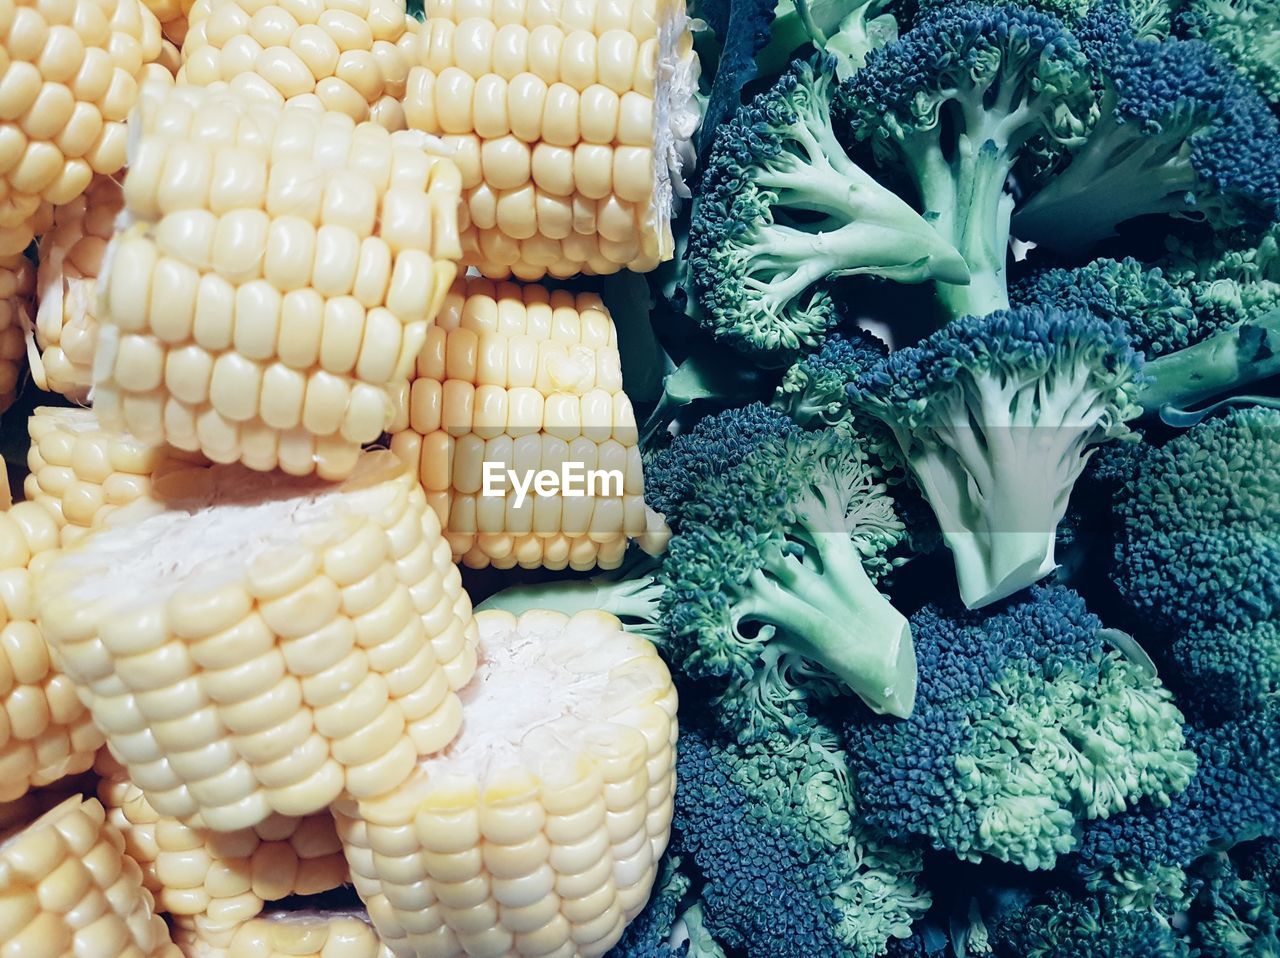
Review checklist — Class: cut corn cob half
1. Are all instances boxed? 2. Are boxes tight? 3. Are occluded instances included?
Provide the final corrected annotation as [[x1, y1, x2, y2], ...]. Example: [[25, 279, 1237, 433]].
[[35, 450, 479, 833], [334, 609, 677, 958], [0, 0, 173, 247], [25, 406, 209, 547], [0, 792, 181, 958], [180, 0, 419, 131], [97, 750, 350, 955], [94, 82, 464, 479], [388, 278, 647, 571], [222, 910, 393, 958], [403, 0, 701, 280], [0, 501, 105, 801], [31, 175, 124, 401], [0, 252, 34, 415]]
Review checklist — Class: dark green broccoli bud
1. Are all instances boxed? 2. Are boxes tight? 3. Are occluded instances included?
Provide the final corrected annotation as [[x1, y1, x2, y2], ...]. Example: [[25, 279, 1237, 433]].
[[986, 888, 1189, 957], [840, 3, 1094, 320], [1175, 0, 1280, 104], [845, 586, 1194, 870], [773, 328, 889, 428], [1111, 405, 1280, 634], [661, 423, 916, 737], [689, 58, 968, 362], [848, 305, 1144, 609], [1189, 840, 1280, 958], [1014, 28, 1280, 256], [1170, 619, 1280, 722]]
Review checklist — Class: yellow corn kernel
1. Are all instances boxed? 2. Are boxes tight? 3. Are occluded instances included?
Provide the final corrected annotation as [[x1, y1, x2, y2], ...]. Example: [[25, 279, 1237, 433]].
[[96, 82, 463, 479], [218, 911, 393, 958], [402, 0, 700, 280], [388, 277, 646, 572], [30, 175, 123, 402], [142, 0, 196, 47], [0, 792, 181, 957], [0, 252, 34, 416], [34, 450, 478, 832], [334, 609, 677, 958]]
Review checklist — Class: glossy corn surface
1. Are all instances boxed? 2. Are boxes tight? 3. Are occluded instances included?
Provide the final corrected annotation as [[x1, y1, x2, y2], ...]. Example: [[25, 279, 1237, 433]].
[[225, 911, 394, 958], [0, 252, 33, 414]]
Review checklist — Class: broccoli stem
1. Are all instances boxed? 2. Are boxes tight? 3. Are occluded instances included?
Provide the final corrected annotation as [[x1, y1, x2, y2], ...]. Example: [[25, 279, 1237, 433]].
[[477, 574, 666, 640], [1139, 307, 1280, 413], [737, 535, 916, 718]]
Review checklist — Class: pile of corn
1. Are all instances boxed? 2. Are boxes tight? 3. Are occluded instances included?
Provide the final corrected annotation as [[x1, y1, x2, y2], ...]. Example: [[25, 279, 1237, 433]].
[[0, 0, 696, 955]]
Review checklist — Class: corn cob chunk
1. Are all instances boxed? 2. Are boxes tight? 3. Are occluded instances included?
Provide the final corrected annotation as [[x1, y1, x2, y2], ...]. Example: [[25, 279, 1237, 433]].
[[94, 82, 463, 479], [180, 0, 419, 131], [35, 450, 479, 832], [334, 609, 678, 958], [0, 0, 172, 249], [25, 406, 209, 547], [402, 0, 700, 280], [97, 751, 350, 955], [0, 252, 34, 415], [0, 792, 181, 958], [221, 911, 394, 958], [388, 278, 647, 571], [0, 502, 105, 802], [31, 176, 124, 401]]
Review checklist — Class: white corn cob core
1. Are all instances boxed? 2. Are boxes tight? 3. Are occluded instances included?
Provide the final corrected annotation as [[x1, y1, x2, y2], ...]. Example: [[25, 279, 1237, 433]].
[[403, 0, 700, 280], [180, 0, 419, 131], [98, 750, 350, 956], [0, 252, 34, 415], [94, 81, 463, 479], [35, 450, 479, 832], [25, 406, 210, 547], [0, 501, 105, 801], [334, 609, 678, 958], [224, 910, 393, 958], [0, 0, 172, 250], [31, 175, 123, 401], [0, 792, 180, 958], [389, 278, 647, 571]]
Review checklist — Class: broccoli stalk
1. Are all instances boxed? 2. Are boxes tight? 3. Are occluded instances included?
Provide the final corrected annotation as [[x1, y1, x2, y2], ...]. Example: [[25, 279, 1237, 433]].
[[477, 564, 666, 643], [756, 0, 901, 79]]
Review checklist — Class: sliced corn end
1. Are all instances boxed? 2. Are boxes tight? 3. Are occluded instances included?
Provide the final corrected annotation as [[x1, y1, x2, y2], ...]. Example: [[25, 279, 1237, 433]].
[[0, 502, 105, 802], [24, 406, 208, 547], [34, 450, 479, 832], [387, 278, 647, 572], [223, 910, 393, 958], [32, 175, 125, 401], [403, 0, 701, 280], [97, 750, 350, 953], [0, 792, 181, 958], [0, 252, 34, 416], [334, 608, 678, 958], [94, 82, 463, 479], [0, 0, 171, 238], [179, 0, 419, 131]]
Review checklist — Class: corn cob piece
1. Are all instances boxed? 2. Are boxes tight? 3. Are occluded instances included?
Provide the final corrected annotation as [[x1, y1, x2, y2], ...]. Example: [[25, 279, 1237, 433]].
[[179, 0, 419, 131], [0, 252, 34, 415], [0, 792, 181, 958], [94, 82, 463, 479], [223, 911, 394, 958], [0, 502, 105, 802], [402, 0, 701, 280], [388, 278, 647, 571], [0, 0, 172, 252], [25, 406, 208, 546], [35, 450, 479, 833], [334, 609, 678, 958], [97, 750, 350, 955], [31, 176, 124, 401]]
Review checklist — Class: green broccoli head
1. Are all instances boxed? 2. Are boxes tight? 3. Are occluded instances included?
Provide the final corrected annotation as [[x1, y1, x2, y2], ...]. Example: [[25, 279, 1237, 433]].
[[986, 888, 1190, 957], [689, 57, 968, 363], [773, 328, 890, 428], [1170, 619, 1280, 722], [1190, 840, 1280, 958], [848, 305, 1145, 609], [1176, 0, 1280, 104]]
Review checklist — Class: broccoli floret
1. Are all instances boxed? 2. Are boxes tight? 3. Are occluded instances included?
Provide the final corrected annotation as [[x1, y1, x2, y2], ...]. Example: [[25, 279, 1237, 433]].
[[844, 586, 1194, 871], [661, 422, 916, 737], [1111, 406, 1280, 634], [1176, 0, 1280, 104], [689, 58, 968, 362], [1171, 620, 1280, 722], [1190, 841, 1280, 957], [773, 328, 890, 428], [848, 306, 1144, 609], [1014, 28, 1280, 256], [839, 3, 1094, 320], [757, 0, 902, 78], [986, 888, 1189, 957], [672, 721, 930, 958]]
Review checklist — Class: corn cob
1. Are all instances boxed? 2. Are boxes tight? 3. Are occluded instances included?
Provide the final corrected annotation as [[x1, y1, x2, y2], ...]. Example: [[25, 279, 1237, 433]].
[[223, 911, 394, 958], [0, 501, 105, 802], [97, 750, 350, 955], [0, 792, 181, 958], [0, 252, 34, 415], [388, 278, 647, 571], [402, 0, 701, 280], [179, 0, 419, 131], [94, 82, 463, 479], [25, 406, 208, 546], [35, 450, 478, 833], [0, 0, 173, 252], [31, 175, 123, 401], [334, 609, 678, 958]]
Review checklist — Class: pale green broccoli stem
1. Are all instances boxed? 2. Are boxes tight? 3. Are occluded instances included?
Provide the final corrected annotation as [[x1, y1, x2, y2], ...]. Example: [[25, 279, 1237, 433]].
[[796, 0, 898, 79], [1139, 307, 1280, 414], [477, 574, 665, 640], [735, 534, 916, 718]]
